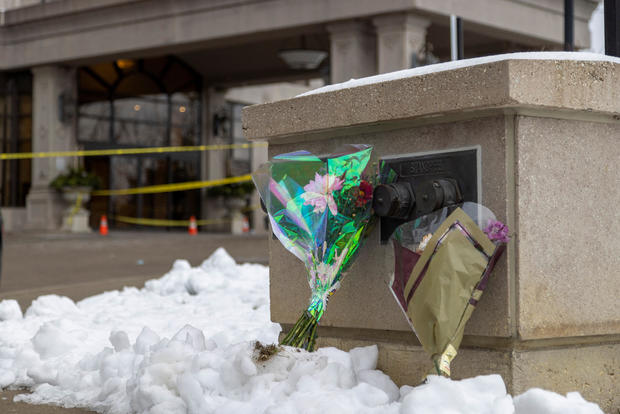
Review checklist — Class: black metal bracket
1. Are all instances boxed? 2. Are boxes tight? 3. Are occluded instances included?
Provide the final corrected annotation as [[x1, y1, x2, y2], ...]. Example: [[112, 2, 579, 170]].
[[605, 0, 620, 57], [374, 148, 479, 243]]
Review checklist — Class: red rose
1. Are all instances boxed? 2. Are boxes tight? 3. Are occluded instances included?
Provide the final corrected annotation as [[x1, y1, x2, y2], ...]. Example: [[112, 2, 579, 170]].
[[355, 180, 373, 207]]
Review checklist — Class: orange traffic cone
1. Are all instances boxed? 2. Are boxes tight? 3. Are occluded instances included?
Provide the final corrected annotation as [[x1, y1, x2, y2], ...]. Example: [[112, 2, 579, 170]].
[[99, 215, 109, 236], [188, 215, 198, 235], [241, 215, 250, 233]]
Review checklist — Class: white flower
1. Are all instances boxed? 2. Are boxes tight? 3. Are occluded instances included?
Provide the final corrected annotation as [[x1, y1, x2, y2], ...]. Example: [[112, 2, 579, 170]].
[[300, 173, 344, 215]]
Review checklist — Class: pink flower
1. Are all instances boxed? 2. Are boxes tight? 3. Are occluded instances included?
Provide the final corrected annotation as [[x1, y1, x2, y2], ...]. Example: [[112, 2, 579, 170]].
[[301, 173, 344, 215], [484, 220, 510, 244]]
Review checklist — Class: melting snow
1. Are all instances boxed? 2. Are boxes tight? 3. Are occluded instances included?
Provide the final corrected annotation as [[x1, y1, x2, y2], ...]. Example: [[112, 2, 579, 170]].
[[0, 248, 605, 413]]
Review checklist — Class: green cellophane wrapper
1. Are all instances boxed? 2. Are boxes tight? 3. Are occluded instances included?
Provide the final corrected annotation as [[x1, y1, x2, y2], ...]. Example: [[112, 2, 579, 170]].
[[390, 203, 507, 378], [253, 145, 376, 351]]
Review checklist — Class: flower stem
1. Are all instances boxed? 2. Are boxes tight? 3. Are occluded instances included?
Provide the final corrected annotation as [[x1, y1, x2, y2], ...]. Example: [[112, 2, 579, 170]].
[[280, 310, 319, 351]]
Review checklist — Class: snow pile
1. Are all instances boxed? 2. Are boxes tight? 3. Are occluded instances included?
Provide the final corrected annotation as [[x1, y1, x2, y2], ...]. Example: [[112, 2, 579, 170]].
[[401, 375, 513, 413], [514, 389, 605, 414], [0, 248, 606, 414], [0, 299, 22, 321], [0, 248, 278, 411]]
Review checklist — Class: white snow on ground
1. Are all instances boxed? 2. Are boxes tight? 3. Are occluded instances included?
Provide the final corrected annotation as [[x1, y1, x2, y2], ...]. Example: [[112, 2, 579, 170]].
[[297, 51, 620, 97], [0, 248, 605, 414]]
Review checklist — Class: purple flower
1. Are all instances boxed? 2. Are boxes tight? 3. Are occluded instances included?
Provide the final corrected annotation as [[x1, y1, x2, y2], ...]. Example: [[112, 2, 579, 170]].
[[484, 220, 510, 244], [300, 173, 344, 215]]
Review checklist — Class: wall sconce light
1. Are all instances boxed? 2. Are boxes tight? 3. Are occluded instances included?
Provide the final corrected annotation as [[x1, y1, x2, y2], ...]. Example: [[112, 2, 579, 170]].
[[278, 49, 328, 70], [116, 59, 135, 70]]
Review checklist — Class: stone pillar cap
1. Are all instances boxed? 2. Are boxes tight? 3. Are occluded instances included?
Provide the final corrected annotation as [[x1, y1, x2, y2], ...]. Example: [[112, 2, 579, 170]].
[[243, 52, 620, 142]]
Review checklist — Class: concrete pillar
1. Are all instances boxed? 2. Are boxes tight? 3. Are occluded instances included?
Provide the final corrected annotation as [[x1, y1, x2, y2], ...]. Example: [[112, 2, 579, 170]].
[[243, 57, 620, 413], [201, 86, 230, 231], [373, 13, 431, 73], [206, 87, 229, 181], [26, 66, 77, 230], [327, 21, 377, 84]]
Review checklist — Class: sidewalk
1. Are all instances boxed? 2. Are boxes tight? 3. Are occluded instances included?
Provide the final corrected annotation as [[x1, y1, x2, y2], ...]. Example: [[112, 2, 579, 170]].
[[1, 390, 96, 414], [0, 230, 269, 309], [0, 230, 269, 413]]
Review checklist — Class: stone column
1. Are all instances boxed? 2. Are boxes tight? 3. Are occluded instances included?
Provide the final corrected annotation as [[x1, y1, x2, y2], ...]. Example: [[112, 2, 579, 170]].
[[201, 86, 230, 231], [327, 21, 377, 84], [205, 87, 229, 182], [26, 66, 77, 230], [373, 13, 430, 73]]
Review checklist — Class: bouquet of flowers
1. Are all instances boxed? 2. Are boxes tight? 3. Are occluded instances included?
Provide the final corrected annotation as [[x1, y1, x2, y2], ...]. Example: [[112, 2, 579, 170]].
[[253, 145, 376, 351], [389, 202, 509, 378]]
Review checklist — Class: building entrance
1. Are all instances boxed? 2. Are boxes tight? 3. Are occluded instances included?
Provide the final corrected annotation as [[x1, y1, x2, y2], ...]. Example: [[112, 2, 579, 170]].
[[78, 57, 202, 228]]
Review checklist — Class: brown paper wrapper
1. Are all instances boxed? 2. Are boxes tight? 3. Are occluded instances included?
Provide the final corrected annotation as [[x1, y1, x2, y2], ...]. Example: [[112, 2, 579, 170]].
[[394, 208, 504, 377]]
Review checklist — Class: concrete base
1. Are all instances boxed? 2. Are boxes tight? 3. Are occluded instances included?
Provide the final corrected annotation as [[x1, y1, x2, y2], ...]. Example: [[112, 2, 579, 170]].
[[511, 343, 620, 412], [61, 209, 92, 233], [267, 113, 620, 412], [244, 57, 620, 413]]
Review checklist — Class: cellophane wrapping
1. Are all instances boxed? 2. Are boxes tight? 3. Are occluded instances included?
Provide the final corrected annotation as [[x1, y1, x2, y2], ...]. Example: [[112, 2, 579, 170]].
[[253, 145, 377, 350]]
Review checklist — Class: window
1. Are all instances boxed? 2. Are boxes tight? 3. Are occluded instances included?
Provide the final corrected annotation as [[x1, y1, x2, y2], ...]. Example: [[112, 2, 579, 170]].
[[0, 72, 32, 207]]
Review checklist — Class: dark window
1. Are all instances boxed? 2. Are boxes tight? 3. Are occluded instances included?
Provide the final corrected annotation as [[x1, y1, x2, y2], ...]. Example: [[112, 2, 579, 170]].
[[0, 72, 32, 207]]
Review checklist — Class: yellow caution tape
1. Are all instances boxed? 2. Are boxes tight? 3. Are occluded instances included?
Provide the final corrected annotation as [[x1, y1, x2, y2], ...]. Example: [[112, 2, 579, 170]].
[[0, 142, 267, 160], [114, 215, 231, 227], [66, 192, 84, 226], [111, 205, 260, 227], [92, 174, 252, 196]]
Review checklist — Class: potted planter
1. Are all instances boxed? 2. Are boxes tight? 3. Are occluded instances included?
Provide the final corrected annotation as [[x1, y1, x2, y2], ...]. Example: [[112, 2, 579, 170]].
[[50, 168, 101, 233]]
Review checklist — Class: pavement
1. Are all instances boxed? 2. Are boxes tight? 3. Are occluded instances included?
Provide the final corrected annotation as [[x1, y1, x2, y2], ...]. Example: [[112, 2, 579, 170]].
[[0, 229, 270, 413]]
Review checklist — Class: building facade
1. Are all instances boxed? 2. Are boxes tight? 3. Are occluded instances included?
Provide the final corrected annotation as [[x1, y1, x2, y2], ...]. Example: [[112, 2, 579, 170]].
[[0, 0, 597, 231]]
